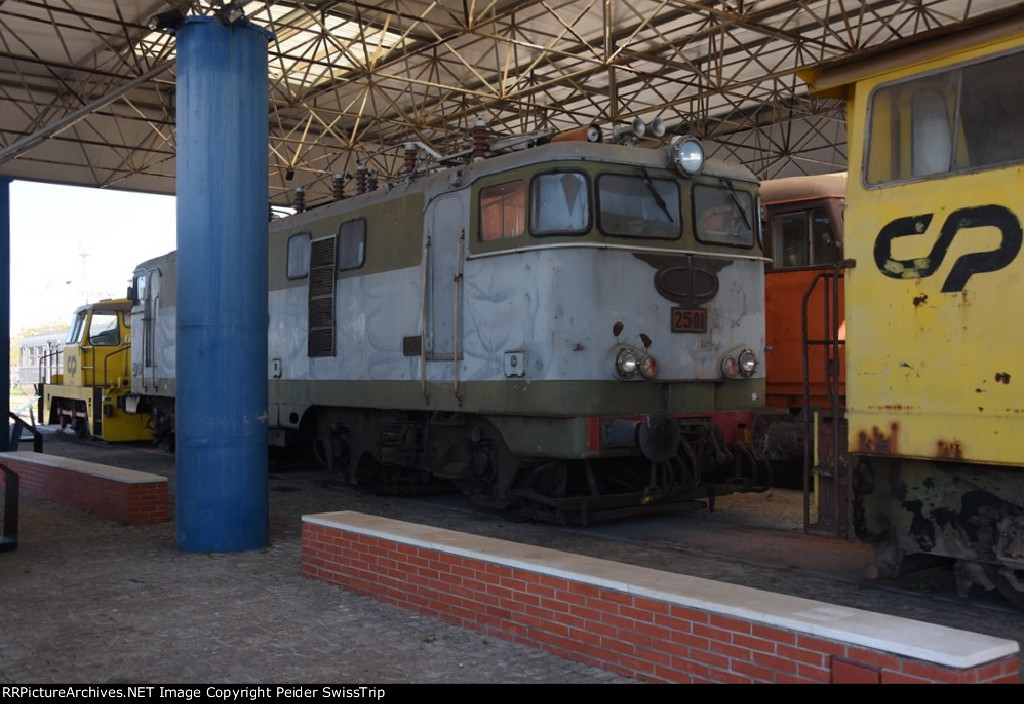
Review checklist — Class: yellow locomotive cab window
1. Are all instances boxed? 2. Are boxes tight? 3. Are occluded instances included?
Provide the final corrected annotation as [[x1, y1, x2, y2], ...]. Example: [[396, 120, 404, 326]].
[[88, 312, 120, 346], [911, 89, 953, 177], [866, 49, 1024, 185], [480, 180, 525, 241], [66, 310, 86, 344]]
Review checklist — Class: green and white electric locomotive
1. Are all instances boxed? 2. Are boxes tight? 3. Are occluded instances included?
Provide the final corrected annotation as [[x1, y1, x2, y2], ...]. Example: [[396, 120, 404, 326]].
[[129, 123, 768, 523]]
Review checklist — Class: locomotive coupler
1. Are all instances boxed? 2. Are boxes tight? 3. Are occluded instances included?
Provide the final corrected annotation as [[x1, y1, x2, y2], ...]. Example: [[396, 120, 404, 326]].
[[600, 410, 681, 462]]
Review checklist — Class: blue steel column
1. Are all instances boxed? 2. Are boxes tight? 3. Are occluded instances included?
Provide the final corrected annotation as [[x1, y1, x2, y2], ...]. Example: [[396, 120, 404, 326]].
[[0, 178, 9, 452], [175, 17, 270, 552]]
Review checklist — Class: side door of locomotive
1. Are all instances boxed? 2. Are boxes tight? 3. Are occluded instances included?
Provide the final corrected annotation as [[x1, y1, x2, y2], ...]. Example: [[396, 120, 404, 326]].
[[132, 266, 164, 386], [424, 192, 467, 371]]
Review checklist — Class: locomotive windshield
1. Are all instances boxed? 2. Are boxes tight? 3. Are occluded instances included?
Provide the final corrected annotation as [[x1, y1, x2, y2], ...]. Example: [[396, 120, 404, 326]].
[[771, 207, 841, 268], [66, 310, 86, 345], [531, 172, 590, 234], [693, 183, 755, 247], [596, 173, 679, 239], [474, 153, 759, 250], [480, 180, 526, 240]]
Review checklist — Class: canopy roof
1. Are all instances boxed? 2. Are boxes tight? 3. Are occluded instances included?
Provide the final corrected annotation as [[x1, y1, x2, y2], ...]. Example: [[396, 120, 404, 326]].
[[1, 0, 1021, 207]]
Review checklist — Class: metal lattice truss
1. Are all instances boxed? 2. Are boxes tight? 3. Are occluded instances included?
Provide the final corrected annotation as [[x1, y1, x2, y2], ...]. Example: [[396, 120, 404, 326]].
[[1, 0, 1021, 207]]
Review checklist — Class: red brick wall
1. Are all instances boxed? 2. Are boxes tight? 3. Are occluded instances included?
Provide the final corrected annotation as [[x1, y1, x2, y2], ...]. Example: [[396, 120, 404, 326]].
[[302, 511, 1020, 684], [0, 452, 168, 525]]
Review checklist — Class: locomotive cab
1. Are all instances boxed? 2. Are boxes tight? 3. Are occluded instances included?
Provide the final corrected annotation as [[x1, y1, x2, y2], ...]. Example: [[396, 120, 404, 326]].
[[801, 12, 1024, 608], [41, 299, 152, 442]]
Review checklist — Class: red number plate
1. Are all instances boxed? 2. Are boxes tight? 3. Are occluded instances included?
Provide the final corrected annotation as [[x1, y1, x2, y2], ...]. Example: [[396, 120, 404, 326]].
[[671, 307, 707, 333]]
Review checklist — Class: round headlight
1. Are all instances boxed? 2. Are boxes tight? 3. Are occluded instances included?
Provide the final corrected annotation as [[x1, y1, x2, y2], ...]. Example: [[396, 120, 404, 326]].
[[669, 136, 705, 177], [738, 349, 757, 377], [616, 348, 640, 379], [640, 354, 658, 380], [720, 355, 738, 378]]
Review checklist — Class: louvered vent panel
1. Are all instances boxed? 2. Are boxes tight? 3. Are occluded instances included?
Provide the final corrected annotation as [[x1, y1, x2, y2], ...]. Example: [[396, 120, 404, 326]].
[[308, 236, 336, 357]]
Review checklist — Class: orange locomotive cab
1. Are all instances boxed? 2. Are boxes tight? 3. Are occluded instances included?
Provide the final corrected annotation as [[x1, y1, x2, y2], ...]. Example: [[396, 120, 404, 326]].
[[760, 173, 847, 412]]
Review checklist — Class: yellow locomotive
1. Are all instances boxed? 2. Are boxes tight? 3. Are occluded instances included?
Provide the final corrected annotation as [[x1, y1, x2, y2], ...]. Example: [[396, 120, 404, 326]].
[[801, 8, 1024, 606], [39, 299, 152, 442]]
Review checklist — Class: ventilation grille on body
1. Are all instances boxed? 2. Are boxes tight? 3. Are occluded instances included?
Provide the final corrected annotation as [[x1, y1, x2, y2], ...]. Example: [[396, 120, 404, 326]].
[[308, 236, 336, 357]]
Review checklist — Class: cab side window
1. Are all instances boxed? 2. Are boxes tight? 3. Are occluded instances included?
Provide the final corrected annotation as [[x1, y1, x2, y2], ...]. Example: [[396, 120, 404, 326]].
[[338, 219, 366, 271], [480, 181, 525, 241], [88, 312, 120, 346], [287, 232, 311, 279]]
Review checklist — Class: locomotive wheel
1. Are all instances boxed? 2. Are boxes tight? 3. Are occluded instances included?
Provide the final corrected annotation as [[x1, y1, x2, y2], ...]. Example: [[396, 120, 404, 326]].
[[981, 564, 1024, 611]]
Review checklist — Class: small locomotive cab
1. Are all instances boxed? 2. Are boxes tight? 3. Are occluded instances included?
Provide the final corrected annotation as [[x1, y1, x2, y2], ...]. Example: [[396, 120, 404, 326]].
[[40, 299, 152, 442], [129, 123, 770, 524]]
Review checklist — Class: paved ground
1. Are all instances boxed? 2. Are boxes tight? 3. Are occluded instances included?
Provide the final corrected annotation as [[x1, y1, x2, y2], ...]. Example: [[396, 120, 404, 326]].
[[0, 432, 636, 685], [2, 427, 1023, 684]]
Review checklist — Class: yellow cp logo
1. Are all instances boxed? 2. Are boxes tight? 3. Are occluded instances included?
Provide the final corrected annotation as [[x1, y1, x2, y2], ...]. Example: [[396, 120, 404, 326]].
[[67, 354, 78, 375]]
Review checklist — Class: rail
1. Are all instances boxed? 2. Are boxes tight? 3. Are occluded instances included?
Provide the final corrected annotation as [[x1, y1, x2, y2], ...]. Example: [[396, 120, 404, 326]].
[[66, 343, 129, 389]]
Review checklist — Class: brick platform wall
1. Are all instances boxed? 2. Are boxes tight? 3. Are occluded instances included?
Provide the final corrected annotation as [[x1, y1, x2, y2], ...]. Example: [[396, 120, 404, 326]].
[[302, 511, 1020, 684], [0, 452, 168, 525]]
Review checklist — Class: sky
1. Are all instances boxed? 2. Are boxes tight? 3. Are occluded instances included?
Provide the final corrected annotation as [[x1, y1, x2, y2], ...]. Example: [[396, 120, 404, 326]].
[[8, 181, 177, 336]]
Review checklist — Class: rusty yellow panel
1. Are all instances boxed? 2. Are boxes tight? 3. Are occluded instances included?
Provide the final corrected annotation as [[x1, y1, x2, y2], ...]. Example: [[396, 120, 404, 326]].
[[841, 31, 1024, 468]]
